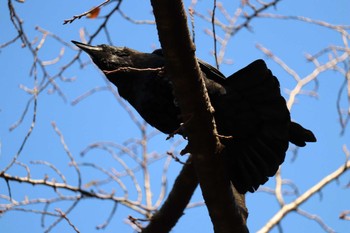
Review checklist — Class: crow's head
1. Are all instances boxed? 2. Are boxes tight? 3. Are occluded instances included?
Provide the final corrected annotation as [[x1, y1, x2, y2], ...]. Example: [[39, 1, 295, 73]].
[[72, 41, 164, 72]]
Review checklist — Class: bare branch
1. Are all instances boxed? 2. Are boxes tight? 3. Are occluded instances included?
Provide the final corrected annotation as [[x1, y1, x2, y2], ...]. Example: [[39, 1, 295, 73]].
[[257, 13, 350, 31], [256, 43, 349, 111], [96, 202, 118, 229], [0, 172, 149, 215], [1, 94, 37, 173], [256, 43, 301, 82], [297, 208, 335, 233], [51, 122, 82, 187], [212, 0, 219, 69], [258, 159, 350, 233], [53, 208, 81, 233], [339, 210, 350, 221], [63, 0, 112, 25], [0, 34, 21, 48], [28, 161, 67, 184], [153, 156, 172, 209], [118, 9, 155, 24]]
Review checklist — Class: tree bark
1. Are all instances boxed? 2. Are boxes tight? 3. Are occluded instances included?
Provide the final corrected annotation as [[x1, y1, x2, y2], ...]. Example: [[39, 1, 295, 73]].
[[147, 0, 249, 232], [142, 157, 198, 233]]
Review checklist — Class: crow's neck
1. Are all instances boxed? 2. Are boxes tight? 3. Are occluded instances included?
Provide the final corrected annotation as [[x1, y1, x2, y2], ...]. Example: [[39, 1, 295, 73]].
[[107, 73, 137, 100]]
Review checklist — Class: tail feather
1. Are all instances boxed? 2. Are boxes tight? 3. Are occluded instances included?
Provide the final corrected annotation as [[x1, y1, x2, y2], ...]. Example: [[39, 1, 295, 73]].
[[289, 122, 317, 147]]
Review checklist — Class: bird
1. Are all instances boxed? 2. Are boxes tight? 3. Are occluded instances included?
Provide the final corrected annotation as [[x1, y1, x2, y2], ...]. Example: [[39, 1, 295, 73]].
[[72, 40, 316, 194]]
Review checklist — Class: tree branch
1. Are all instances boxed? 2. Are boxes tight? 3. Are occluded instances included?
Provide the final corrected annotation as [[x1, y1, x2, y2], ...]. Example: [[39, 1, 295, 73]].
[[142, 157, 198, 233], [258, 159, 350, 233], [149, 0, 248, 232]]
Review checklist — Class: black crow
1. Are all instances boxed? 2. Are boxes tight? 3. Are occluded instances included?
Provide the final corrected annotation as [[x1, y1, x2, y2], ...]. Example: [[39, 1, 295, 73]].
[[72, 41, 316, 193]]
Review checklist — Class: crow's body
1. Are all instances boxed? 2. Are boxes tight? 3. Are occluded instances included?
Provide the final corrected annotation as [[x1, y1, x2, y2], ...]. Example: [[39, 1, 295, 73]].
[[73, 41, 316, 193]]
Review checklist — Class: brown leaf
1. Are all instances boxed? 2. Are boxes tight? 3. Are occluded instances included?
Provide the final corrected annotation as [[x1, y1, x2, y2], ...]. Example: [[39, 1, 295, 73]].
[[87, 7, 100, 19]]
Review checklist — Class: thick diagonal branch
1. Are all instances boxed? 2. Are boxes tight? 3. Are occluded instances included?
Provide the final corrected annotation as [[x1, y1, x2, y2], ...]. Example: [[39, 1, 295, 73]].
[[142, 157, 198, 233], [148, 0, 249, 232]]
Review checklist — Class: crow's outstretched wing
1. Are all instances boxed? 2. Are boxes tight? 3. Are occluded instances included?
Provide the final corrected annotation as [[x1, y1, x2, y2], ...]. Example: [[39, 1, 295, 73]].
[[203, 60, 290, 192], [207, 60, 315, 193]]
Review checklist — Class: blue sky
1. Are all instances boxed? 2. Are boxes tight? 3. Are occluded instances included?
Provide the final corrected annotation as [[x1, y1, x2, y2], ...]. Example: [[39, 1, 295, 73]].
[[1, 0, 349, 232]]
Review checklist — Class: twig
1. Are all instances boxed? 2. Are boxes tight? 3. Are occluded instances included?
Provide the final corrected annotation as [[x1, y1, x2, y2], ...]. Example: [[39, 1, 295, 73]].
[[63, 0, 111, 24], [71, 86, 110, 105], [0, 34, 20, 48], [128, 215, 144, 231], [96, 202, 118, 229], [0, 172, 149, 215], [103, 66, 164, 75], [1, 93, 37, 174], [118, 9, 155, 24], [42, 47, 65, 66], [51, 207, 80, 233], [256, 44, 349, 111], [153, 156, 172, 209], [258, 159, 350, 233], [51, 122, 82, 187], [339, 210, 350, 221], [212, 0, 219, 69], [257, 13, 350, 31], [166, 151, 186, 165], [297, 208, 335, 233]]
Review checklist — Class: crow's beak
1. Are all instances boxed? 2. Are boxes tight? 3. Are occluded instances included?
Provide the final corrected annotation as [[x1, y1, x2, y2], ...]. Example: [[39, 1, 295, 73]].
[[71, 40, 102, 57]]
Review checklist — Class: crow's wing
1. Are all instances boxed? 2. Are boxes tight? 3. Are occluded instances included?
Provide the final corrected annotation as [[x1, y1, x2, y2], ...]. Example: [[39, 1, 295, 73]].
[[151, 51, 316, 193], [217, 60, 291, 193]]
